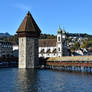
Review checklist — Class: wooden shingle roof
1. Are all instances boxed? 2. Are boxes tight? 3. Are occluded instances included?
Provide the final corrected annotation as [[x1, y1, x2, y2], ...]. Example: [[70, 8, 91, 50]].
[[17, 11, 41, 33]]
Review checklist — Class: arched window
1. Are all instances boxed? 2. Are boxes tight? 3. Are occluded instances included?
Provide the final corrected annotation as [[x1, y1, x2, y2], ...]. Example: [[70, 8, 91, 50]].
[[58, 37, 60, 41], [58, 48, 60, 51]]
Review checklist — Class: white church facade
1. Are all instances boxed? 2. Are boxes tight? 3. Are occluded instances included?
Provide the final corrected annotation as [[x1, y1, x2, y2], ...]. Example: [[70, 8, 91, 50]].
[[39, 27, 70, 58]]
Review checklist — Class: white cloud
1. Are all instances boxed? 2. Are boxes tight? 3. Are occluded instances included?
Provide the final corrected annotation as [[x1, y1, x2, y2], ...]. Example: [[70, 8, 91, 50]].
[[14, 3, 31, 11]]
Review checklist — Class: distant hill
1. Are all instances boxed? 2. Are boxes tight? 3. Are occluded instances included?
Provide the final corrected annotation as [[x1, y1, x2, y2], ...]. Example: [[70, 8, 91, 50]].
[[0, 32, 92, 46], [0, 32, 11, 38], [67, 32, 92, 37]]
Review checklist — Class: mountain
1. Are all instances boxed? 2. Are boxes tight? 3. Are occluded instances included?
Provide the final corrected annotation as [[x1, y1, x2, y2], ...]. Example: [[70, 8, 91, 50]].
[[0, 32, 11, 38]]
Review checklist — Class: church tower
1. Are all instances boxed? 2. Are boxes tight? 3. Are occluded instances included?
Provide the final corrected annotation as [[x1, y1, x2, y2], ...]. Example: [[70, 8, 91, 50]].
[[57, 26, 63, 57], [62, 27, 69, 56], [16, 11, 41, 68]]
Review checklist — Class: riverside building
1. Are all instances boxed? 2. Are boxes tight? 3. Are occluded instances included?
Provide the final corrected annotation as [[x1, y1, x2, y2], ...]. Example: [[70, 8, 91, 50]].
[[0, 40, 13, 57]]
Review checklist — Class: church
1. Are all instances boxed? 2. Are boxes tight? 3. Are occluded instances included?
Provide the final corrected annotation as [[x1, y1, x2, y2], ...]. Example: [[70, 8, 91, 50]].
[[39, 27, 70, 58]]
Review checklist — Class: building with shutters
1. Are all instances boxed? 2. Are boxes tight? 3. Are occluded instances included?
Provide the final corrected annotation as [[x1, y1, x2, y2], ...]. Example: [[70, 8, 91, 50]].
[[0, 40, 13, 57]]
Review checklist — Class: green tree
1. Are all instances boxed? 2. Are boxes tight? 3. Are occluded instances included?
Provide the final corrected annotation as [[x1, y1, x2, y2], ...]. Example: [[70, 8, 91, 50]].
[[80, 42, 87, 48], [71, 42, 80, 50]]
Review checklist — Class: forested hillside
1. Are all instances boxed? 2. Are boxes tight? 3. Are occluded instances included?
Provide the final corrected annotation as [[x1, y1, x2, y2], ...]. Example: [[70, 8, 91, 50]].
[[0, 32, 92, 49]]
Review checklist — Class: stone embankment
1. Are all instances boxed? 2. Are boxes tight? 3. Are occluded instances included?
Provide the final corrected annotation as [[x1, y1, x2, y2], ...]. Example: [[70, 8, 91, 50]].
[[0, 57, 18, 68]]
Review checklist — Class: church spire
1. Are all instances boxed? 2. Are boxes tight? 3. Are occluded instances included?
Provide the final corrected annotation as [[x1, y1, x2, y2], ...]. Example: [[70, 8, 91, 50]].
[[62, 26, 66, 34], [57, 25, 62, 33]]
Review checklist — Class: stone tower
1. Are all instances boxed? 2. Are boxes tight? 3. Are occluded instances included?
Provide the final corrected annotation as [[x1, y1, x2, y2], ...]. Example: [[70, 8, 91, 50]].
[[57, 26, 63, 57], [16, 11, 41, 68]]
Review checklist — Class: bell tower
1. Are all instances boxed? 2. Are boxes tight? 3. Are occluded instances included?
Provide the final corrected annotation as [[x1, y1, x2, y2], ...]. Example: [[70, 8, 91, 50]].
[[57, 26, 62, 57], [16, 11, 41, 68], [62, 27, 69, 56]]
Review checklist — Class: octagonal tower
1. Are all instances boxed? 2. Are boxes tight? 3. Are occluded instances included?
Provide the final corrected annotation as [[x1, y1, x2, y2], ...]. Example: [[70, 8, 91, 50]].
[[17, 11, 41, 68]]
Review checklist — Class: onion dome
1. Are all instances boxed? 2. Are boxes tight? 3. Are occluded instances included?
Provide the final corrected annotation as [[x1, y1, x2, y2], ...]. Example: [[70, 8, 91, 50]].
[[62, 26, 66, 34], [57, 26, 62, 34]]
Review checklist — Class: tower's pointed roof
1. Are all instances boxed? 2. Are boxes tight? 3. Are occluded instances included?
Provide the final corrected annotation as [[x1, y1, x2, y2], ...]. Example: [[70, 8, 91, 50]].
[[17, 11, 41, 33], [57, 26, 62, 33], [62, 26, 66, 34]]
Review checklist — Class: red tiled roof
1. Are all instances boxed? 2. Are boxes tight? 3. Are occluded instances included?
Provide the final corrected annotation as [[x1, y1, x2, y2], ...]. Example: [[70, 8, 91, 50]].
[[39, 39, 56, 47]]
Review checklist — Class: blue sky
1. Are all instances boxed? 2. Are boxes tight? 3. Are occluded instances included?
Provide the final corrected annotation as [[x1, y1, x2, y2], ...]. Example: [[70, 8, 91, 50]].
[[0, 0, 92, 35]]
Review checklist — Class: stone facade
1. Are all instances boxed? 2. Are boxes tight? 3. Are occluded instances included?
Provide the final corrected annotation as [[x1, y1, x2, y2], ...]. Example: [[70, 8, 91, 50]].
[[26, 38, 39, 68], [19, 37, 26, 68], [19, 37, 39, 68]]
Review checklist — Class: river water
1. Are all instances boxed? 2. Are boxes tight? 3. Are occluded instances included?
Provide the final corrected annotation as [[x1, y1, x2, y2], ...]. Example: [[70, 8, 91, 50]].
[[0, 68, 92, 92]]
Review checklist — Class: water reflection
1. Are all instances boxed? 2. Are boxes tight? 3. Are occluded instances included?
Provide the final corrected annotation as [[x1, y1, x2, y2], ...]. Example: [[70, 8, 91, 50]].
[[15, 69, 39, 92], [13, 69, 92, 92], [1, 68, 92, 92]]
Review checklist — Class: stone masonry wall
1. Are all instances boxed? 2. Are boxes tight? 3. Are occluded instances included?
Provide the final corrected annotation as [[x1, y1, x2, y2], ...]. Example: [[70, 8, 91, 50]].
[[19, 37, 26, 68], [19, 37, 39, 68], [26, 37, 39, 68]]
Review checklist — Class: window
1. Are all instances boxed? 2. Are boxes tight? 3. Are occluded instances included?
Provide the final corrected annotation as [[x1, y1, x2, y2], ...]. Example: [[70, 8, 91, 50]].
[[58, 37, 60, 41], [22, 38, 23, 42], [58, 48, 60, 51]]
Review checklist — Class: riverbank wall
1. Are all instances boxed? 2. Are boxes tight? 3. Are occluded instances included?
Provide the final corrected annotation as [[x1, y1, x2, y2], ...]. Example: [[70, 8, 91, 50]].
[[44, 56, 92, 72], [0, 57, 18, 68]]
